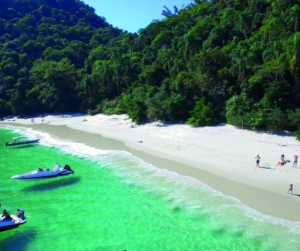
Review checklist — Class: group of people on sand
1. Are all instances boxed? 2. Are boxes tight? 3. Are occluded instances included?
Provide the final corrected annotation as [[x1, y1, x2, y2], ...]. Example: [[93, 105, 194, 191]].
[[31, 118, 48, 124], [255, 154, 299, 168], [255, 155, 298, 195]]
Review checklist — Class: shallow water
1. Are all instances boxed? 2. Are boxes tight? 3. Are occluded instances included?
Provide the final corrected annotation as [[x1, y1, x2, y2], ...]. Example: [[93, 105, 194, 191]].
[[0, 126, 300, 251]]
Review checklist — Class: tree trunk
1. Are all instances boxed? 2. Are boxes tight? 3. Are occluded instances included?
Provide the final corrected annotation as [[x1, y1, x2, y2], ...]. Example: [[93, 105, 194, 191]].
[[116, 65, 119, 96], [189, 48, 193, 69], [107, 75, 110, 95]]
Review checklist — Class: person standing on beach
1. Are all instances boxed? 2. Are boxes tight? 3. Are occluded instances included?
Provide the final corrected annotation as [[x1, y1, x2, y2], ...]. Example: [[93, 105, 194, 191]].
[[277, 154, 285, 166], [255, 155, 261, 167], [287, 184, 293, 194], [293, 155, 298, 168]]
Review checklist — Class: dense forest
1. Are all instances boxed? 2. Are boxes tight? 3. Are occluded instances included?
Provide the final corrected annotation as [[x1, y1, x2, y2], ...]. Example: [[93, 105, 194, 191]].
[[1, 0, 300, 132]]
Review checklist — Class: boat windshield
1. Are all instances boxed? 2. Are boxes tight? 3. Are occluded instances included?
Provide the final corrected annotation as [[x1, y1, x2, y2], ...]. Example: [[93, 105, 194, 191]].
[[52, 163, 61, 171], [12, 136, 27, 142]]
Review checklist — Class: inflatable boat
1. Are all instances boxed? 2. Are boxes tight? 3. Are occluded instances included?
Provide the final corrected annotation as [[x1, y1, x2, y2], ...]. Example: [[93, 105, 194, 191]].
[[6, 136, 40, 147], [11, 163, 74, 181], [0, 213, 26, 232]]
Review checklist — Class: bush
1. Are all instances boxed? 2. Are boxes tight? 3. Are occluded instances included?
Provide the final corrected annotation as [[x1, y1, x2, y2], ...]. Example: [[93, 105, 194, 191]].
[[146, 91, 168, 120], [225, 94, 254, 126], [124, 94, 147, 123], [187, 97, 215, 126], [287, 108, 300, 130], [87, 99, 107, 115], [242, 109, 265, 130], [87, 97, 127, 116], [264, 108, 286, 131], [296, 125, 300, 141], [103, 99, 119, 115]]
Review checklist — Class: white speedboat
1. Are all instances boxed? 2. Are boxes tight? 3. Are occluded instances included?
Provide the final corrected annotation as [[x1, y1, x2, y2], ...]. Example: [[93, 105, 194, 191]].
[[11, 163, 74, 181], [6, 136, 40, 147], [0, 213, 26, 232]]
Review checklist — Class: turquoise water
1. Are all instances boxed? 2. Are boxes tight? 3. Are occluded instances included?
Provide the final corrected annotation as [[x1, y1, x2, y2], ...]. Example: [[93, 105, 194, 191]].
[[0, 126, 300, 251]]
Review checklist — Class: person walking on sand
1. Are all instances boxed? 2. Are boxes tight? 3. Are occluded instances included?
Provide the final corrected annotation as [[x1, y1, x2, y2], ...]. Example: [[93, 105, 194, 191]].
[[255, 155, 261, 167], [293, 155, 299, 168], [287, 184, 293, 194]]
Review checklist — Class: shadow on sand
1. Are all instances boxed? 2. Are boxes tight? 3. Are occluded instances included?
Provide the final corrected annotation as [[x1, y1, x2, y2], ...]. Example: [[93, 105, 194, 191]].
[[292, 194, 300, 197], [0, 228, 37, 251], [22, 176, 80, 192], [259, 166, 272, 170]]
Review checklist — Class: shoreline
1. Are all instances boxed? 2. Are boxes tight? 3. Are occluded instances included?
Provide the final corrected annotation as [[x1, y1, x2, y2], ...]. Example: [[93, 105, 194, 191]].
[[2, 118, 300, 222]]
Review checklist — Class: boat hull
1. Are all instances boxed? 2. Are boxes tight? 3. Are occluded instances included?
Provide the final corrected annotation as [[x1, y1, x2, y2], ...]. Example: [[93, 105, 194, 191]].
[[0, 215, 26, 232], [6, 139, 40, 147], [12, 170, 74, 181], [0, 223, 19, 232]]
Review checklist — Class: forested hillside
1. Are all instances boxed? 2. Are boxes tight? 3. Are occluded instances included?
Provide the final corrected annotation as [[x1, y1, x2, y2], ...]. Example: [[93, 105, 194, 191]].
[[1, 0, 300, 131]]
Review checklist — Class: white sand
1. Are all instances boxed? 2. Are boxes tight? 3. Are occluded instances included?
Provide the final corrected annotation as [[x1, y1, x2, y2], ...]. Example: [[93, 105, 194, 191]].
[[3, 114, 300, 218]]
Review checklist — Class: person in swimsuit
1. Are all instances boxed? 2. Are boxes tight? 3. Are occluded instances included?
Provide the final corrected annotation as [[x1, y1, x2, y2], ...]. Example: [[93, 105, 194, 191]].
[[276, 154, 286, 166], [255, 155, 261, 167], [2, 209, 15, 222], [2, 210, 11, 220], [293, 155, 299, 168], [287, 184, 293, 194]]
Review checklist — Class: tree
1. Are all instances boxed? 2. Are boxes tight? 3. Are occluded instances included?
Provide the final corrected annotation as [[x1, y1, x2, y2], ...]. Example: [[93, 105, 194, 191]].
[[108, 47, 122, 95], [93, 60, 112, 94], [260, 18, 282, 41], [285, 5, 300, 32], [29, 58, 78, 112], [170, 58, 185, 79], [263, 41, 281, 62], [235, 10, 252, 40], [230, 46, 257, 84], [177, 32, 198, 66], [157, 47, 177, 70]]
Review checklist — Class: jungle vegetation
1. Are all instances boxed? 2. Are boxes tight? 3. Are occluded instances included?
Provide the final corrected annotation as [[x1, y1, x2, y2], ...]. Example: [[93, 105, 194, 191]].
[[1, 0, 300, 132]]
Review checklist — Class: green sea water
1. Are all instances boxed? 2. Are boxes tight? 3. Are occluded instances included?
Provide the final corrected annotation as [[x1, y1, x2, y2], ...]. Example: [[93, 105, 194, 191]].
[[0, 126, 300, 251]]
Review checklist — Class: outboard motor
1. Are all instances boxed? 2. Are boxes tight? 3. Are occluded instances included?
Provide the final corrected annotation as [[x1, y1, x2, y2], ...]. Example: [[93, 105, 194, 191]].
[[64, 165, 74, 173]]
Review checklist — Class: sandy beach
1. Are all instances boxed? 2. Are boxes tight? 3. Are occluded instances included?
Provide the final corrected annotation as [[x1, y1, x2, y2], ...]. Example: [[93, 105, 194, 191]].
[[3, 114, 300, 221]]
